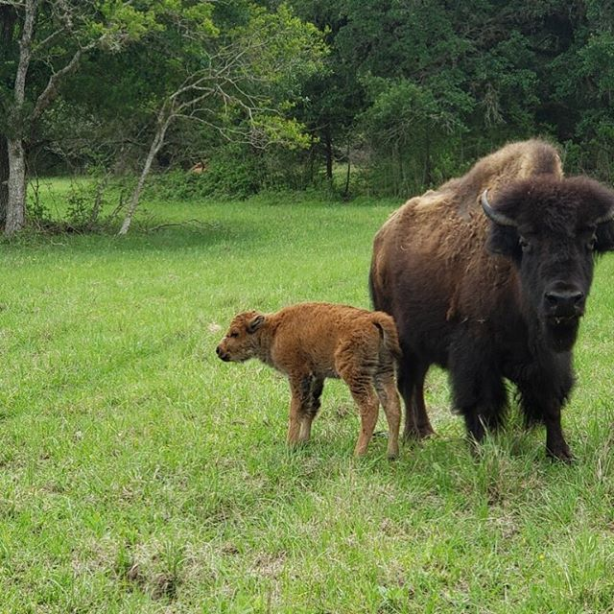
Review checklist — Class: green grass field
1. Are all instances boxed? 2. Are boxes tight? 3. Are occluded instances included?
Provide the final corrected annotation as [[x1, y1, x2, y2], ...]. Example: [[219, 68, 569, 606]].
[[1, 185, 614, 613]]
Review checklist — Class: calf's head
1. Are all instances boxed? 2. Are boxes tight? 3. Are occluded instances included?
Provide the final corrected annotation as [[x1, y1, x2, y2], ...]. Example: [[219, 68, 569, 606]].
[[482, 176, 614, 352], [216, 311, 266, 362]]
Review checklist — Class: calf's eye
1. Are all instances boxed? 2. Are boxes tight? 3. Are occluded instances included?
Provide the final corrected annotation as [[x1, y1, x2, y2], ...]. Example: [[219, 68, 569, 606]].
[[519, 236, 530, 252]]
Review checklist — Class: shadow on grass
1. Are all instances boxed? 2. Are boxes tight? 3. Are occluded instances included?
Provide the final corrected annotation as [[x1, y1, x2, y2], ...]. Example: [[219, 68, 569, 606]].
[[1, 219, 261, 255]]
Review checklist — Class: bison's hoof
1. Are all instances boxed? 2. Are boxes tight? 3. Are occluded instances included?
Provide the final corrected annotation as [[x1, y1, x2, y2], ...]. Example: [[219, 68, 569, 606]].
[[402, 426, 435, 443], [546, 446, 575, 464]]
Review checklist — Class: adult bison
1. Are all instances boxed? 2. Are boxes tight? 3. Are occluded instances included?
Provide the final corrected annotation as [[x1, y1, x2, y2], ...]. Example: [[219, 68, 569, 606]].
[[369, 140, 614, 461]]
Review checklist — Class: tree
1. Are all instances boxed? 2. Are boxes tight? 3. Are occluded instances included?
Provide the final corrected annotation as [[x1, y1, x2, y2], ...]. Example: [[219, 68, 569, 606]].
[[116, 3, 324, 234], [0, 0, 160, 236], [0, 4, 17, 225], [287, 0, 364, 188]]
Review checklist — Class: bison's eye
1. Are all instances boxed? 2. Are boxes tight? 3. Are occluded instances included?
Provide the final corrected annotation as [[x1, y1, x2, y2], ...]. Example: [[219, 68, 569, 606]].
[[519, 236, 530, 252], [229, 331, 239, 338], [587, 235, 597, 251]]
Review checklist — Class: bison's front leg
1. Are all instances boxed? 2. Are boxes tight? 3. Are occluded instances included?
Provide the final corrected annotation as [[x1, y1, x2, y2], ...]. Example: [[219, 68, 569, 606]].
[[544, 404, 573, 462], [516, 372, 574, 463], [450, 341, 507, 450]]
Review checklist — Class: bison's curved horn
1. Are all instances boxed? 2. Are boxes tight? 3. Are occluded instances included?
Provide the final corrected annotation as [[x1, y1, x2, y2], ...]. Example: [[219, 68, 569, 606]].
[[481, 190, 517, 227], [595, 207, 614, 225]]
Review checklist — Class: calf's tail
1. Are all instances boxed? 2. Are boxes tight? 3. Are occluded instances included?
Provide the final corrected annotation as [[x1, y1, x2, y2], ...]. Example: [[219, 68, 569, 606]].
[[373, 314, 402, 361]]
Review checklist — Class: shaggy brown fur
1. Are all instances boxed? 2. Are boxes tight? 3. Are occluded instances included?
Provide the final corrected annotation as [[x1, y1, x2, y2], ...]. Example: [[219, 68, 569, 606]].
[[216, 302, 402, 458], [370, 139, 614, 461]]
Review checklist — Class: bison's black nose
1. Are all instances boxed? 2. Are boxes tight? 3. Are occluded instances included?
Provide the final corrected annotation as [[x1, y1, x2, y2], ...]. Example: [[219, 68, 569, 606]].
[[544, 289, 585, 315], [216, 345, 223, 357]]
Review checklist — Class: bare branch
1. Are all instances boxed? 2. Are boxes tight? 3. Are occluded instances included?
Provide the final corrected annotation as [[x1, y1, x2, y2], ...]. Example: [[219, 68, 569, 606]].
[[13, 0, 39, 105], [33, 26, 67, 54], [31, 45, 92, 121]]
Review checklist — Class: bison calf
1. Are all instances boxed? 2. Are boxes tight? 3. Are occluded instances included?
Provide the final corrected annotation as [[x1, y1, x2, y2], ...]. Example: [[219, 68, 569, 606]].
[[216, 302, 402, 458]]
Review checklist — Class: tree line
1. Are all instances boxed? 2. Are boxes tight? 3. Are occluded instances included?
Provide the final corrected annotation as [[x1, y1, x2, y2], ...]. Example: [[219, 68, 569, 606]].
[[1, 0, 613, 235]]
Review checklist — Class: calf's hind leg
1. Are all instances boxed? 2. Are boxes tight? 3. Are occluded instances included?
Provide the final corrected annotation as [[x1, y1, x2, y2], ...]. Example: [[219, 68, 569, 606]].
[[374, 371, 401, 459], [337, 366, 380, 456], [349, 379, 380, 456]]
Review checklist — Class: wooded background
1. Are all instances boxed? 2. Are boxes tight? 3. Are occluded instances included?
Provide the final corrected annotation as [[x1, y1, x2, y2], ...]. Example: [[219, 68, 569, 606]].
[[2, 1, 613, 234]]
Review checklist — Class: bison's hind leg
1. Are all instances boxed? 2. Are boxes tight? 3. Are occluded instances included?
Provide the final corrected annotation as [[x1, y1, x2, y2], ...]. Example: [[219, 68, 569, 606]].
[[397, 353, 435, 441]]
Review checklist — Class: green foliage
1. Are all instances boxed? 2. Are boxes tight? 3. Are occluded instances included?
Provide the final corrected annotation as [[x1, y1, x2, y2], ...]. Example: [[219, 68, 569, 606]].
[[281, 0, 614, 194], [9, 0, 614, 207], [146, 142, 319, 200], [147, 160, 260, 200]]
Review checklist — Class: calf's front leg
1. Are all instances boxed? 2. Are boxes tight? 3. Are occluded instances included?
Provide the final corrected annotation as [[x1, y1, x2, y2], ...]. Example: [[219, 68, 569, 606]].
[[287, 374, 312, 447], [298, 377, 324, 443]]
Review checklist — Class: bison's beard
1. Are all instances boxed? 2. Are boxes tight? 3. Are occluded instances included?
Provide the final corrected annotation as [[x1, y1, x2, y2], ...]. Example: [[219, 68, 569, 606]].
[[544, 316, 580, 353]]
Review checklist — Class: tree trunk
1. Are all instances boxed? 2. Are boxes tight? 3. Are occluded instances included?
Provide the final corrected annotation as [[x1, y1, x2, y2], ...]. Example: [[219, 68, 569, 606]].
[[307, 134, 316, 186], [4, 0, 39, 236], [5, 138, 26, 236], [118, 111, 172, 236], [0, 7, 16, 226], [0, 137, 8, 226], [422, 125, 432, 188], [343, 138, 351, 199], [324, 125, 333, 184]]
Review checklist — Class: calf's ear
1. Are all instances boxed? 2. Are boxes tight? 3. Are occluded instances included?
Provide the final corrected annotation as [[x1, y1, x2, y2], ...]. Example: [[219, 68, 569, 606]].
[[247, 313, 266, 333]]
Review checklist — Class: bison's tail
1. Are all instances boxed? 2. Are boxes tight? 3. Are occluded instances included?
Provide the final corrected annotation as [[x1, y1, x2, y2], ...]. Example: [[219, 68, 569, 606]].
[[369, 268, 392, 314], [368, 271, 378, 309], [368, 268, 383, 312], [373, 314, 402, 362], [369, 245, 390, 313]]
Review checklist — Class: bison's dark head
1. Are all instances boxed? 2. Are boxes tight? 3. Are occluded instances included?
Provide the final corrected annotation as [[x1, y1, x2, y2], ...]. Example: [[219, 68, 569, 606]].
[[482, 176, 614, 352]]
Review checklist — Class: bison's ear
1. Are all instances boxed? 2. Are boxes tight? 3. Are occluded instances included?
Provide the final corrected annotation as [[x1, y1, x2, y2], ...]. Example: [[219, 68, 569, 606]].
[[580, 179, 614, 252], [595, 218, 614, 252], [247, 313, 266, 333], [594, 204, 614, 253], [486, 225, 522, 260], [481, 190, 522, 260]]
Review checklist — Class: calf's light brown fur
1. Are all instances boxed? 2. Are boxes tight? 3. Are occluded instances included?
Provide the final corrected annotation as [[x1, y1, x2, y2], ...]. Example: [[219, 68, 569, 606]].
[[216, 302, 402, 458]]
